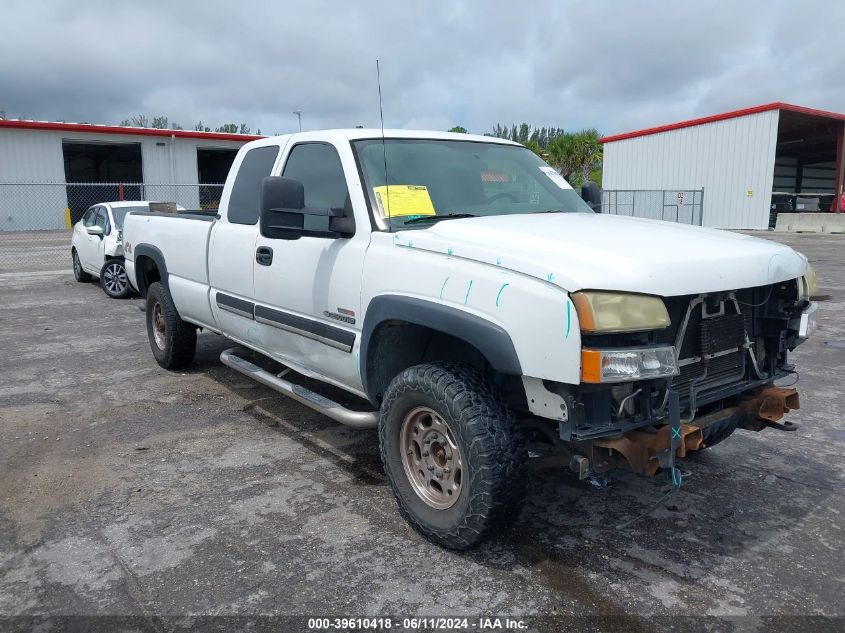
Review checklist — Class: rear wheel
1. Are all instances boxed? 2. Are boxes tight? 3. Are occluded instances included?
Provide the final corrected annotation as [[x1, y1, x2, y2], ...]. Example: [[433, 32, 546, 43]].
[[145, 281, 196, 369], [379, 362, 526, 550], [72, 249, 92, 282], [99, 259, 132, 299]]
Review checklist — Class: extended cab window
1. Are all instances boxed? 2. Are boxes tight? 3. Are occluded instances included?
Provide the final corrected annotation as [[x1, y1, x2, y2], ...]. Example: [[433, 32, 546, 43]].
[[228, 145, 279, 225], [282, 143, 350, 233]]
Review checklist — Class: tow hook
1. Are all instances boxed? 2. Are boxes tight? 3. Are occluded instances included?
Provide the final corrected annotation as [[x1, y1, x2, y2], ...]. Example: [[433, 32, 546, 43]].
[[739, 386, 800, 432]]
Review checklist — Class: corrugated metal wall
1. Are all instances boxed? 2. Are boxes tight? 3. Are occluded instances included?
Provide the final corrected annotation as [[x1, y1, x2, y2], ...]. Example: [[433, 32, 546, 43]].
[[0, 128, 246, 230], [602, 109, 780, 229]]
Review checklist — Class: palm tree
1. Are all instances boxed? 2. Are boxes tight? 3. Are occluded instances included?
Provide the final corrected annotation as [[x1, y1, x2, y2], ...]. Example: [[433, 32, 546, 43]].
[[547, 129, 603, 188]]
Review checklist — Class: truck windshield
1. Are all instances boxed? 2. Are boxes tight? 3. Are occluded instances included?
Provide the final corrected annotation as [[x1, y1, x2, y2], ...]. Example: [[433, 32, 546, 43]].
[[352, 138, 594, 230]]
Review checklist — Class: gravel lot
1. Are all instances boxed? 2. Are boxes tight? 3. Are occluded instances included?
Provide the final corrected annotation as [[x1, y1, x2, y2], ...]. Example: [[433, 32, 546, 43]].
[[0, 231, 843, 631]]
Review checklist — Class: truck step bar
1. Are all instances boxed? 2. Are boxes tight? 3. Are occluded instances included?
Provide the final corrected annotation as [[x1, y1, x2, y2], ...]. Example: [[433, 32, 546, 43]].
[[220, 347, 379, 429]]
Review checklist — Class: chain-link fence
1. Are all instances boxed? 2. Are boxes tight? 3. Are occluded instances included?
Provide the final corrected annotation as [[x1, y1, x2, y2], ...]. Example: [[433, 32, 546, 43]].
[[601, 189, 704, 226], [0, 182, 223, 273]]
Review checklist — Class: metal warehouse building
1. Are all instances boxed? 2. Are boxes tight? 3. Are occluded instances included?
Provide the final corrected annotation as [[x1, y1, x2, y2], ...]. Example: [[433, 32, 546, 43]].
[[0, 120, 261, 231], [600, 102, 845, 229]]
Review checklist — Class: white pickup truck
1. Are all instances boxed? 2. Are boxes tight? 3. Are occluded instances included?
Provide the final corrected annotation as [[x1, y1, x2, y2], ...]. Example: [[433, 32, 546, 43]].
[[123, 129, 817, 549]]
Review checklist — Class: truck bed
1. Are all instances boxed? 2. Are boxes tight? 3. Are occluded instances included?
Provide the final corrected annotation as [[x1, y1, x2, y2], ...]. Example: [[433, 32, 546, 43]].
[[123, 211, 217, 328]]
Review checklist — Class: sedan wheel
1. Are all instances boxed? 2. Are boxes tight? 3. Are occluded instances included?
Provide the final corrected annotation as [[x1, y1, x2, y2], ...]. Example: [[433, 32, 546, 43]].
[[99, 260, 131, 298], [72, 249, 92, 283]]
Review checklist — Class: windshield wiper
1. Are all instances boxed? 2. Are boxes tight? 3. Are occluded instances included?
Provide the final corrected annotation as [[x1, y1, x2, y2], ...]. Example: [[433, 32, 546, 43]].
[[403, 213, 478, 225]]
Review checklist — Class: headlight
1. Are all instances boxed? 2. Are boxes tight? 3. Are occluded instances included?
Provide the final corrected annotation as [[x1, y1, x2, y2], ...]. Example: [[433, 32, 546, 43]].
[[571, 291, 670, 333], [582, 346, 678, 383], [799, 263, 817, 299]]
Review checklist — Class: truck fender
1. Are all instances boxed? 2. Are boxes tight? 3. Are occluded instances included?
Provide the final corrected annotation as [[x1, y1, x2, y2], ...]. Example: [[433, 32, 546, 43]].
[[132, 244, 168, 296], [360, 295, 522, 402]]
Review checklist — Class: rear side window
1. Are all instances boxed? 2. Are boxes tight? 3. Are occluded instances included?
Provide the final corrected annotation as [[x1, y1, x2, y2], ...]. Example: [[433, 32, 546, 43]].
[[228, 145, 279, 225]]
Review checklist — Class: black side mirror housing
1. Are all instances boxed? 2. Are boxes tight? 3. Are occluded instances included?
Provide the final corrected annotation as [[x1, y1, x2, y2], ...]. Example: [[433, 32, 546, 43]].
[[260, 176, 354, 240], [581, 181, 601, 212]]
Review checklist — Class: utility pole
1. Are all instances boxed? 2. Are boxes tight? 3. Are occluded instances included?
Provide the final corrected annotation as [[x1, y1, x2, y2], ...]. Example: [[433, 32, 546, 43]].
[[292, 110, 302, 132]]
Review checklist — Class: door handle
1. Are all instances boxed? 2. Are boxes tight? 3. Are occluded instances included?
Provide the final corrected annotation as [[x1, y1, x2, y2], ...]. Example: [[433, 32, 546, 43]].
[[255, 246, 273, 266]]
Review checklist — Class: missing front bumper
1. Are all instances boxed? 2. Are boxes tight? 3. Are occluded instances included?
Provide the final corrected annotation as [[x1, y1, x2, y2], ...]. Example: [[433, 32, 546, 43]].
[[585, 385, 800, 477]]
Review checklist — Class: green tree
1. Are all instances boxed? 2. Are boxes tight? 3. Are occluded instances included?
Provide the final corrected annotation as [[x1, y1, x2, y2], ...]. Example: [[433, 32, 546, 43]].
[[151, 116, 168, 129], [215, 123, 239, 133], [448, 126, 468, 133], [129, 114, 149, 127], [194, 121, 211, 132], [547, 129, 603, 188]]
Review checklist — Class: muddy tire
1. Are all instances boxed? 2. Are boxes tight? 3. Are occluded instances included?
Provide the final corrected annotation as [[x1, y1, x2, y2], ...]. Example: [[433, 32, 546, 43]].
[[145, 281, 196, 369], [379, 362, 526, 550], [99, 259, 132, 299], [72, 249, 92, 282]]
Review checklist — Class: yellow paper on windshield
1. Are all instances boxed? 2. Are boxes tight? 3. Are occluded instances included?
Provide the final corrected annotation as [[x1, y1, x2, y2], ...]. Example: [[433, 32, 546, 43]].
[[373, 185, 436, 218]]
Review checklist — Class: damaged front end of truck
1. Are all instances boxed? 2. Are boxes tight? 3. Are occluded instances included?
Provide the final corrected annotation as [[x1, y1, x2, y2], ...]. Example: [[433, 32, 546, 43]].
[[531, 271, 818, 481]]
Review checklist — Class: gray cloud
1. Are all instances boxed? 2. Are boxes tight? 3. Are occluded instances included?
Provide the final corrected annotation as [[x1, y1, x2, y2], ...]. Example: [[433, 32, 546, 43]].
[[1, 0, 842, 137]]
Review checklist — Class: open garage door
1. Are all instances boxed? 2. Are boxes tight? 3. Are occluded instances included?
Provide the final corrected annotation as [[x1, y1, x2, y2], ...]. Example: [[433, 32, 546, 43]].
[[197, 148, 237, 209], [62, 141, 143, 223]]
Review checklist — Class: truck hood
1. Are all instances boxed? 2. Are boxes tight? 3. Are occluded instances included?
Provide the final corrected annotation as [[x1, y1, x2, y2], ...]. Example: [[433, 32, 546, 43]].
[[394, 213, 807, 296]]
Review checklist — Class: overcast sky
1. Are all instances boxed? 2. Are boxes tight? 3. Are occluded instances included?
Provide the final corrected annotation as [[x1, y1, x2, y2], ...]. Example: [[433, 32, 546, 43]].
[[1, 0, 843, 137]]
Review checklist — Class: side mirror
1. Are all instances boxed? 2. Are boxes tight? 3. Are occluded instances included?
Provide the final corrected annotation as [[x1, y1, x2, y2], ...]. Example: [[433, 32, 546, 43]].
[[260, 176, 353, 240], [86, 226, 104, 237], [581, 181, 601, 212]]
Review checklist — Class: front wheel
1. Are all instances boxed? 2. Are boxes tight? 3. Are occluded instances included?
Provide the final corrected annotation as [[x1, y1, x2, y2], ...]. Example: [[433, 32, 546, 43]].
[[99, 259, 132, 299], [145, 282, 196, 369], [379, 362, 527, 550], [72, 249, 92, 283]]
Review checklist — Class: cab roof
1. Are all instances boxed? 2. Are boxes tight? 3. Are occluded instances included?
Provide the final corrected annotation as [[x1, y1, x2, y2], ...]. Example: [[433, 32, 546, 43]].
[[247, 128, 522, 147]]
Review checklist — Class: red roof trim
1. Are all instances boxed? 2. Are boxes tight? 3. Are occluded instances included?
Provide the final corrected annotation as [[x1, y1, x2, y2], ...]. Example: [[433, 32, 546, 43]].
[[0, 119, 264, 142], [600, 102, 845, 144]]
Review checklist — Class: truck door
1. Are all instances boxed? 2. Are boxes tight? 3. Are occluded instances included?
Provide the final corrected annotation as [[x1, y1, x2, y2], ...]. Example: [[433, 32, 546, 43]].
[[252, 140, 368, 394], [208, 143, 281, 347]]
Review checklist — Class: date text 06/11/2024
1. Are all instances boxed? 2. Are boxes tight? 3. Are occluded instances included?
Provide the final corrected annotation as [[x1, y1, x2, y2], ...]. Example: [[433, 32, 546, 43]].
[[306, 617, 528, 630]]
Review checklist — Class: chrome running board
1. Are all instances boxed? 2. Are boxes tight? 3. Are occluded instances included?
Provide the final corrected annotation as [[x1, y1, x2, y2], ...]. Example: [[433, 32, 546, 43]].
[[220, 347, 378, 429]]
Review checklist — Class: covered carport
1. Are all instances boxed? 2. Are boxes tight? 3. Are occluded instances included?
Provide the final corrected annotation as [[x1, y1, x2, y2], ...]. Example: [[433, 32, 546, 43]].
[[772, 105, 844, 216]]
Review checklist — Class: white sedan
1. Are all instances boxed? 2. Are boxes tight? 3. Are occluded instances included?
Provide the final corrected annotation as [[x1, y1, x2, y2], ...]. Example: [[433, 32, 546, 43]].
[[71, 201, 182, 298]]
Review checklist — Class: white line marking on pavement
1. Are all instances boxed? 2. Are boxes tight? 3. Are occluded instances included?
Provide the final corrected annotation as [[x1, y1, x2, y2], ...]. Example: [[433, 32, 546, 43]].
[[0, 269, 72, 279]]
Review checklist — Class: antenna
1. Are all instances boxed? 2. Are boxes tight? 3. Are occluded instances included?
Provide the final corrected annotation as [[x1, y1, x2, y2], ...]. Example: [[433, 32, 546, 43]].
[[376, 59, 391, 231]]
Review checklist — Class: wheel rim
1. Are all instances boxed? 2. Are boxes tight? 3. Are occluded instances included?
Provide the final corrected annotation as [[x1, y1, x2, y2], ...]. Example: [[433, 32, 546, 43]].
[[103, 263, 127, 295], [73, 252, 81, 276], [400, 406, 463, 509], [151, 301, 166, 350]]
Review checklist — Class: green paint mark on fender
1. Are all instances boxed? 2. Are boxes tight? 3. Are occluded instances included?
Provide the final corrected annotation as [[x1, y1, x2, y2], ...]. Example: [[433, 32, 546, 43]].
[[495, 283, 509, 307], [439, 277, 449, 301], [464, 280, 473, 305], [566, 300, 571, 338]]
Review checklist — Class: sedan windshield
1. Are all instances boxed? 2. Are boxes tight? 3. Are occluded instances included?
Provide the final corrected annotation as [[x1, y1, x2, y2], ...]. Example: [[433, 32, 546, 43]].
[[352, 138, 593, 230], [112, 206, 151, 229]]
